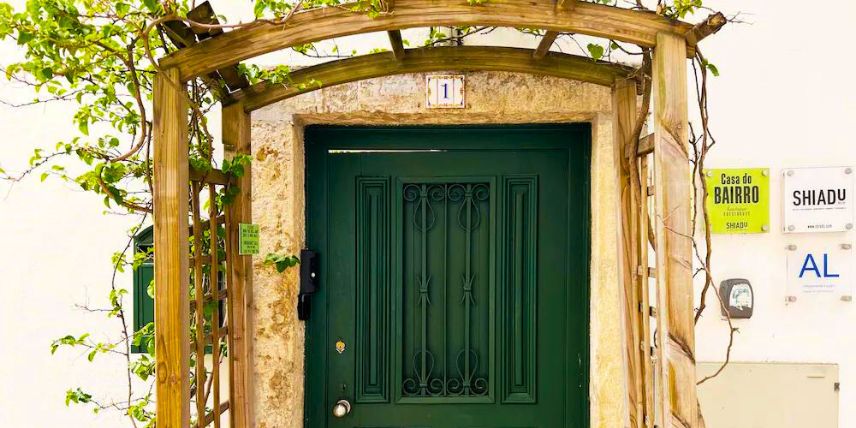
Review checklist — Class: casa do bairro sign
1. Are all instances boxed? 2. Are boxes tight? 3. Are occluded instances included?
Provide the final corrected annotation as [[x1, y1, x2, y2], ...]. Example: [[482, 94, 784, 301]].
[[705, 168, 770, 234], [783, 167, 855, 233]]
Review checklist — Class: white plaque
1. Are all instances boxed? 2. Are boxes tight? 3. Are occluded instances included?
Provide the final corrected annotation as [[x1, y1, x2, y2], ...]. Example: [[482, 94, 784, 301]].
[[783, 167, 854, 233], [426, 75, 465, 109], [786, 245, 853, 298]]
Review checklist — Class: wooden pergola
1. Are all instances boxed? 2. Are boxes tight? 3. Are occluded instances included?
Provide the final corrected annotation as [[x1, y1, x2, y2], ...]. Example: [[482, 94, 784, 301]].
[[151, 1, 725, 427]]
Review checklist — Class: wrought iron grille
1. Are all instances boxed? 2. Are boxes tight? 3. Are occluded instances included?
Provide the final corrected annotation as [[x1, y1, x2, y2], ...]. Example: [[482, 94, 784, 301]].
[[401, 182, 492, 398]]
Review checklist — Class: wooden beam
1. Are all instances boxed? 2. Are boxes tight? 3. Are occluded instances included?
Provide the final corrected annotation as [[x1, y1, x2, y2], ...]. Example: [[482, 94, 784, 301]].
[[637, 133, 654, 157], [533, 31, 559, 59], [162, 20, 196, 49], [222, 102, 254, 428], [186, 1, 224, 40], [161, 2, 248, 93], [542, 0, 575, 60], [229, 46, 635, 112], [387, 30, 406, 60], [613, 78, 644, 428], [159, 19, 230, 98], [160, 0, 694, 80], [625, 133, 654, 159], [652, 32, 698, 428], [685, 12, 727, 47], [202, 401, 230, 427], [153, 67, 190, 428], [189, 164, 234, 186], [185, 1, 249, 91], [556, 0, 577, 10], [187, 1, 250, 91]]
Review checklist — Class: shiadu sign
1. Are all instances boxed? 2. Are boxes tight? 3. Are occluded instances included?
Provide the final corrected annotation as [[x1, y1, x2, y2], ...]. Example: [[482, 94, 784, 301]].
[[783, 167, 855, 233], [705, 168, 770, 234]]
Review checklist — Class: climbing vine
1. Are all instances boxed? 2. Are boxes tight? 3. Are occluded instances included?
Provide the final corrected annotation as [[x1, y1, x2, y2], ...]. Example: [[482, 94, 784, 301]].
[[0, 0, 732, 426]]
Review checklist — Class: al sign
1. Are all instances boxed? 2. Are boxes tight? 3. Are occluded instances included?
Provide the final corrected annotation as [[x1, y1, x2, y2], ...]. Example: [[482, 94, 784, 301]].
[[786, 245, 853, 298], [783, 167, 854, 233], [705, 168, 770, 234]]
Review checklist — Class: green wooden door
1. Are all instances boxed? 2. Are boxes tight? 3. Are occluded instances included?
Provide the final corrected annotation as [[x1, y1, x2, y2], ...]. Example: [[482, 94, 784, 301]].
[[306, 125, 590, 428]]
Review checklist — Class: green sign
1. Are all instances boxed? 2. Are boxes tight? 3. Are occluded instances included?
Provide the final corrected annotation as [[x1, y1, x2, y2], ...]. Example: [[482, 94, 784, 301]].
[[238, 223, 260, 255], [705, 168, 770, 234]]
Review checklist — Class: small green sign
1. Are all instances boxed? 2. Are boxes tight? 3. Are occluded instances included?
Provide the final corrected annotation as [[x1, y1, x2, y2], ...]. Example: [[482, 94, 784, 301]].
[[238, 223, 260, 255], [705, 168, 770, 234]]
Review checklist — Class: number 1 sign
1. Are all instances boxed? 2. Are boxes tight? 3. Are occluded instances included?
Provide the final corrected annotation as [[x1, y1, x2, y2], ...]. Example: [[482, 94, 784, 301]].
[[426, 75, 465, 109]]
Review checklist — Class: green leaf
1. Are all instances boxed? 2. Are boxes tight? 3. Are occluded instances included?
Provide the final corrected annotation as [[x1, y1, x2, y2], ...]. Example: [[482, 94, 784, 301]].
[[65, 388, 92, 406], [38, 67, 53, 81], [16, 30, 34, 45], [116, 3, 131, 17], [263, 253, 300, 273], [586, 43, 604, 61], [254, 0, 267, 18], [142, 0, 159, 12], [705, 61, 720, 77], [40, 172, 48, 182]]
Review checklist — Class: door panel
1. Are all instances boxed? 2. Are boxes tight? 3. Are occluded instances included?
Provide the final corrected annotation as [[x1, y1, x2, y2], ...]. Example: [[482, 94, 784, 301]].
[[306, 126, 590, 428]]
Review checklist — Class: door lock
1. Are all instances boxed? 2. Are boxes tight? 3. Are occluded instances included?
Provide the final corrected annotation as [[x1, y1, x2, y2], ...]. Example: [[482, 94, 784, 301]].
[[332, 399, 351, 418], [297, 249, 319, 320]]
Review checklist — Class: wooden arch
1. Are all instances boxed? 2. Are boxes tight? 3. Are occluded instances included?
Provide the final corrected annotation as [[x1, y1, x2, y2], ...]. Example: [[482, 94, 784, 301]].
[[161, 0, 704, 81], [152, 2, 725, 428], [227, 46, 635, 112]]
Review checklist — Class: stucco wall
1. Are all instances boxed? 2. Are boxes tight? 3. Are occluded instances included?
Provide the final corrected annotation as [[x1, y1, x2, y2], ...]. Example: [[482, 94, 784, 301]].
[[249, 71, 626, 428]]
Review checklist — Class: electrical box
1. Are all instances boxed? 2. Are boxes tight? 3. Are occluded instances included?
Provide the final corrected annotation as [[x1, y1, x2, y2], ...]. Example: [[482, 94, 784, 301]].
[[719, 278, 754, 319]]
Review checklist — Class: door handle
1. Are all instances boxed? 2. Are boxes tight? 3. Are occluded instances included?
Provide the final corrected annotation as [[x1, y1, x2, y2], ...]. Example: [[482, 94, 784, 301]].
[[332, 399, 352, 418]]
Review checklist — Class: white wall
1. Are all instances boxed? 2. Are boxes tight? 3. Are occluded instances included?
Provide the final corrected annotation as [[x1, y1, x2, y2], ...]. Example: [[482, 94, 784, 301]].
[[1, 0, 854, 427], [0, 57, 139, 427], [692, 1, 856, 426]]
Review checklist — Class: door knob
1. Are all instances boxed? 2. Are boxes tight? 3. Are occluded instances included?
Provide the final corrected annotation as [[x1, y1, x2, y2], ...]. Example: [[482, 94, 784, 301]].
[[332, 399, 351, 418]]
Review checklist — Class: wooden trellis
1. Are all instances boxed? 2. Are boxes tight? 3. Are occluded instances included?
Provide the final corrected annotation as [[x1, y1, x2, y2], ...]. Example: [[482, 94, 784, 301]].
[[153, 70, 254, 428], [152, 1, 725, 427]]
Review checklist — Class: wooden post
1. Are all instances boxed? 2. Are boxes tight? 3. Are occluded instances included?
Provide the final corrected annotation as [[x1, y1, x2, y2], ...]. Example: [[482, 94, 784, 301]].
[[638, 155, 654, 427], [652, 32, 698, 427], [153, 66, 190, 428], [613, 78, 643, 428], [222, 102, 254, 428]]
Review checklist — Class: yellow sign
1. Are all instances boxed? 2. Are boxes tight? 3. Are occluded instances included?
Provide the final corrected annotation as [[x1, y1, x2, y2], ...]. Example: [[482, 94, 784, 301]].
[[705, 168, 770, 234], [238, 223, 260, 255]]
